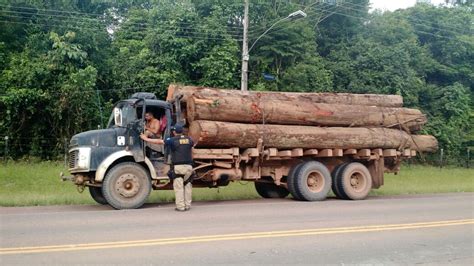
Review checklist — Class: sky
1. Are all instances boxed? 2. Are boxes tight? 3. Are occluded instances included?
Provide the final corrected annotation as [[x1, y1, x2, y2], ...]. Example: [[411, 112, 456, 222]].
[[370, 0, 447, 11]]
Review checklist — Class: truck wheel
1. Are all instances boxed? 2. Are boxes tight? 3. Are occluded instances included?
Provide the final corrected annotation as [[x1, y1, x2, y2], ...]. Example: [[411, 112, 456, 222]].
[[102, 162, 151, 209], [254, 178, 289, 198], [335, 162, 372, 200], [287, 163, 305, 200], [89, 186, 108, 205], [331, 163, 349, 199], [292, 161, 331, 201]]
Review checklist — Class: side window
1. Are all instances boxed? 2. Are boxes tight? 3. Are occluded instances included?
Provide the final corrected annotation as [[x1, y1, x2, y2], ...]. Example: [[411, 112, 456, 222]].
[[145, 107, 166, 137]]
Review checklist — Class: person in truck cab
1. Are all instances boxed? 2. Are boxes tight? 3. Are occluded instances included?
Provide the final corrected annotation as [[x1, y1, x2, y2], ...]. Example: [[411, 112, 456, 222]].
[[144, 112, 161, 138], [140, 124, 194, 212]]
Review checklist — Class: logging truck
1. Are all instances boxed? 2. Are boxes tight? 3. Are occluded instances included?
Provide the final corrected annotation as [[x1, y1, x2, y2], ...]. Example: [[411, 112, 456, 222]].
[[63, 85, 437, 209]]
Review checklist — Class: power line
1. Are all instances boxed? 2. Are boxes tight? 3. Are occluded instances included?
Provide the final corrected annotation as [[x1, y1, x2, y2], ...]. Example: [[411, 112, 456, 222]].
[[340, 0, 470, 33], [267, 3, 337, 36], [0, 3, 108, 18], [248, 2, 328, 38], [299, 0, 470, 37], [0, 4, 244, 29], [0, 84, 162, 97], [5, 2, 468, 43], [0, 9, 244, 33], [0, 19, 243, 41], [248, 1, 472, 48], [249, 2, 359, 41], [246, 0, 322, 34], [304, 5, 473, 44], [333, 1, 471, 36], [247, 1, 327, 34], [3, 1, 469, 37], [0, 10, 244, 35], [0, 13, 243, 37]]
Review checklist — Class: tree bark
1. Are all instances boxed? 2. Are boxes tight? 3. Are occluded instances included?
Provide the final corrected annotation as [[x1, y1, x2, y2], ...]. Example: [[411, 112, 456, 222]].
[[188, 120, 438, 152], [167, 84, 404, 107], [186, 95, 426, 132]]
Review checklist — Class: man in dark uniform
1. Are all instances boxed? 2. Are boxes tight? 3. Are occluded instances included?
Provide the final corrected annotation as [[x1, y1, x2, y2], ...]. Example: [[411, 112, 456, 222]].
[[141, 124, 194, 211]]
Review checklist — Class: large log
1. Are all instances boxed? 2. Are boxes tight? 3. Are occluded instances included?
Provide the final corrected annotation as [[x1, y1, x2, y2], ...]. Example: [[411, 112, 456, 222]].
[[167, 84, 404, 107], [186, 95, 426, 131], [188, 120, 438, 152]]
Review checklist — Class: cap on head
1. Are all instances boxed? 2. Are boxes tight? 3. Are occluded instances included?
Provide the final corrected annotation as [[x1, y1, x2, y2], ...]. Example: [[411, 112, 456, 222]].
[[173, 124, 184, 134]]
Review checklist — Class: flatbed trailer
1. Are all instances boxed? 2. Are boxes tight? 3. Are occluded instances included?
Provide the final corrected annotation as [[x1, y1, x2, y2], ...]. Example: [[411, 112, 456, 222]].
[[184, 145, 411, 200]]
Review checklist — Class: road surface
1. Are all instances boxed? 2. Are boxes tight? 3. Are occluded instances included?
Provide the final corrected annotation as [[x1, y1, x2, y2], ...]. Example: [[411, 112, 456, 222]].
[[1, 193, 473, 265]]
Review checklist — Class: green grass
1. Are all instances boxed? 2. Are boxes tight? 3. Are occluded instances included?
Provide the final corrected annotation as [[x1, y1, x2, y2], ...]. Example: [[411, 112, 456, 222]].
[[370, 164, 474, 196], [0, 161, 472, 207]]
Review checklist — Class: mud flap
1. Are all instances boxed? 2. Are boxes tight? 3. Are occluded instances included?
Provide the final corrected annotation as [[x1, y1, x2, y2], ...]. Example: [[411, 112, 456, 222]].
[[368, 158, 384, 189]]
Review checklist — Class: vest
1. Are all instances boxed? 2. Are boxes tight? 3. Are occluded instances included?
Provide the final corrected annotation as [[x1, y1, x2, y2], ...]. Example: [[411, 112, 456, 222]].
[[170, 135, 193, 165]]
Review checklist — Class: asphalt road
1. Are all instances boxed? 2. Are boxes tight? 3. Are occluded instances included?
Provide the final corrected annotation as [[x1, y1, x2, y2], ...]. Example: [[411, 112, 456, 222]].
[[1, 193, 473, 265]]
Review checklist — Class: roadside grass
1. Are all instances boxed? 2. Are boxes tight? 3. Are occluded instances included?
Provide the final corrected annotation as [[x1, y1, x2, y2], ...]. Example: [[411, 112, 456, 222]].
[[370, 164, 473, 195], [0, 161, 472, 207]]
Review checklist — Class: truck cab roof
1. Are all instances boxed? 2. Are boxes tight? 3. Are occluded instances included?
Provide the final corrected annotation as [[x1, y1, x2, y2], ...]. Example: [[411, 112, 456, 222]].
[[122, 98, 172, 110]]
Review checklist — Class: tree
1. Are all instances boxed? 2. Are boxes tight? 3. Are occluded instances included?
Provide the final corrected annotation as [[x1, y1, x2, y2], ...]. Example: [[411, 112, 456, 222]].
[[0, 0, 472, 162], [420, 83, 470, 159], [279, 56, 333, 92], [0, 1, 111, 158], [327, 12, 430, 104]]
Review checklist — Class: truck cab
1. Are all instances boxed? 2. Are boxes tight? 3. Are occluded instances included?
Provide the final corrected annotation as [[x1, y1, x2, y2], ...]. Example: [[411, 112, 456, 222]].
[[66, 92, 175, 209]]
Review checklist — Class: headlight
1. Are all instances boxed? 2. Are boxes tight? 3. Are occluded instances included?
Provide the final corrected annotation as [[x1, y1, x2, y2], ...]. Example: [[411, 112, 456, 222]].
[[76, 147, 91, 170]]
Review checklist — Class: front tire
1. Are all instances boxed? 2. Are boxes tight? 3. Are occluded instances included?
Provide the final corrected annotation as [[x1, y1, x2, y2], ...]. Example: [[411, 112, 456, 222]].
[[290, 161, 331, 201], [255, 177, 289, 198], [102, 162, 151, 209], [89, 186, 108, 205]]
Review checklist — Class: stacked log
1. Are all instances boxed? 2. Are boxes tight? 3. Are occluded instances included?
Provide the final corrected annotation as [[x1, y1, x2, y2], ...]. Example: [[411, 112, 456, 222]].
[[188, 120, 438, 152], [167, 84, 437, 153], [167, 84, 404, 107], [186, 95, 426, 131]]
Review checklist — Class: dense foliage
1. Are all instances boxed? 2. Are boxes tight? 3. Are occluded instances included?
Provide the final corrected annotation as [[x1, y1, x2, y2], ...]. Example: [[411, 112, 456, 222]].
[[0, 0, 472, 163]]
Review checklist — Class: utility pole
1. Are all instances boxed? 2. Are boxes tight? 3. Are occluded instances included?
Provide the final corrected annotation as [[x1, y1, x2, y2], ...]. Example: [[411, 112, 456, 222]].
[[241, 0, 249, 92]]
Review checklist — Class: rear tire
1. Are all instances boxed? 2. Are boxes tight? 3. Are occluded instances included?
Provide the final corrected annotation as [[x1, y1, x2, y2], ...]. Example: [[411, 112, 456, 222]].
[[89, 186, 108, 205], [287, 163, 305, 200], [335, 162, 372, 200], [331, 163, 349, 199], [291, 161, 331, 201], [254, 177, 289, 198], [102, 162, 151, 209]]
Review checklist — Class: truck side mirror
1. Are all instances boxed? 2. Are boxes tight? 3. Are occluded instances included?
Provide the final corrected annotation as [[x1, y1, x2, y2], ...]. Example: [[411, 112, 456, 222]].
[[114, 107, 122, 126]]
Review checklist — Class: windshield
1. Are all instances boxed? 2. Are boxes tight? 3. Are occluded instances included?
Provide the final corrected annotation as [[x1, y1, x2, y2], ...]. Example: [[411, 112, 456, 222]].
[[107, 102, 137, 128]]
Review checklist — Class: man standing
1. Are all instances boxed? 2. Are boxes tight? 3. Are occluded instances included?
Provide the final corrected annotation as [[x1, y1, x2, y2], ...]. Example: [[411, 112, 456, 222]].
[[141, 124, 194, 211]]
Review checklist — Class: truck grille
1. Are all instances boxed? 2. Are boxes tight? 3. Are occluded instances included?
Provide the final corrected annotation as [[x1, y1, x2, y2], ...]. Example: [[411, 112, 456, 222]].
[[69, 150, 79, 169]]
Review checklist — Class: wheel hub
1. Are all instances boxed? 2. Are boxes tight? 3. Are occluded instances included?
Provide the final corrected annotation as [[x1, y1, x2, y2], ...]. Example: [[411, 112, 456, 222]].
[[307, 172, 324, 193], [350, 173, 364, 191], [116, 174, 140, 198]]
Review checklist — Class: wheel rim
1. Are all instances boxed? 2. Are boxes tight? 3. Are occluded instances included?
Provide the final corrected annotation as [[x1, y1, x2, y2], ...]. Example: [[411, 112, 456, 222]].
[[306, 171, 324, 193], [115, 173, 141, 198], [349, 172, 366, 192]]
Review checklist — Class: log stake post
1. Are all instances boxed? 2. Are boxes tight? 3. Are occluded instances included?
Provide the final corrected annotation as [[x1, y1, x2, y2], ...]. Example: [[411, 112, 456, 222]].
[[439, 148, 444, 169], [467, 149, 470, 168], [4, 136, 8, 164], [64, 138, 68, 168]]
